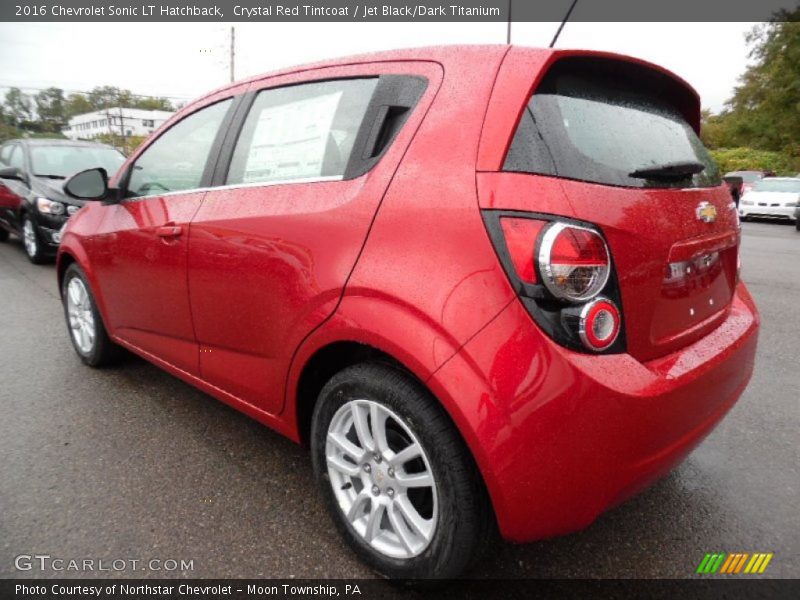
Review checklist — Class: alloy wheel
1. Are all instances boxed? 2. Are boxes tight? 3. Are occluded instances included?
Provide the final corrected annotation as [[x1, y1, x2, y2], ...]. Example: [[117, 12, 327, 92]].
[[325, 399, 438, 559], [22, 219, 38, 258], [66, 277, 96, 354]]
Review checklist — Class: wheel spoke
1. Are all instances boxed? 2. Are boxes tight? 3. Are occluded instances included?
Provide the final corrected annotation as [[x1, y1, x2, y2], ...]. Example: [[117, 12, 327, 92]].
[[350, 403, 375, 452], [395, 470, 433, 489], [364, 501, 386, 542], [346, 491, 370, 522], [395, 494, 432, 541], [387, 502, 415, 553], [326, 454, 361, 478], [370, 403, 389, 453], [327, 431, 365, 463], [389, 442, 422, 467], [68, 281, 81, 306]]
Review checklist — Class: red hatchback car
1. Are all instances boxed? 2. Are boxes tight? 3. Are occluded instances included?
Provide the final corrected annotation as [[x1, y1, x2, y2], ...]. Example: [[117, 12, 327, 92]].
[[57, 46, 759, 579]]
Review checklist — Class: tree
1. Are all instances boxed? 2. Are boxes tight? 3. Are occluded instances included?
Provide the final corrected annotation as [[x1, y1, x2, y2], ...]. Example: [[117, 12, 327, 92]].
[[35, 87, 67, 133], [4, 88, 33, 127], [705, 12, 800, 158], [65, 93, 94, 118], [133, 96, 174, 111], [87, 86, 133, 110]]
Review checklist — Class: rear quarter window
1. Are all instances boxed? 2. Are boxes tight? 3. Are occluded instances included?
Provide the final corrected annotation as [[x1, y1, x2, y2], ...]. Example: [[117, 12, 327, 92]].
[[504, 57, 721, 189]]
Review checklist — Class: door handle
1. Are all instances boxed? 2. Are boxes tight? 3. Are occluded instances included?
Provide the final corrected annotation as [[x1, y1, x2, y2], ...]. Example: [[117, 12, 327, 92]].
[[156, 225, 182, 238]]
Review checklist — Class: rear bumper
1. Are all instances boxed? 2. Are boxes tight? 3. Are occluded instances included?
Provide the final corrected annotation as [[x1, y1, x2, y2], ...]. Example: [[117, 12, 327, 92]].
[[431, 283, 759, 542]]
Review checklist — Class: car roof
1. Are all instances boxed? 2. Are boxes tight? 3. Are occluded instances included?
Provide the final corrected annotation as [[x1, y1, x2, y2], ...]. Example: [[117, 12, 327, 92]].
[[182, 44, 697, 115], [759, 177, 800, 181]]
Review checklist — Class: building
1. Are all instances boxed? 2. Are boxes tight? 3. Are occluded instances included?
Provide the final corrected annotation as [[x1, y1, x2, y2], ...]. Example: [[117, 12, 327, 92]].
[[62, 107, 174, 140]]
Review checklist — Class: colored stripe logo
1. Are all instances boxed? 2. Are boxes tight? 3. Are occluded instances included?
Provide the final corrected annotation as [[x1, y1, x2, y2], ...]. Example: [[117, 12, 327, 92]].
[[696, 552, 773, 574]]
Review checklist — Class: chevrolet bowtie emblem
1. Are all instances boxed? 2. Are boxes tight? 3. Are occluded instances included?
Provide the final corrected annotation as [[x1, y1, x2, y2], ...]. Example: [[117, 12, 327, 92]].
[[696, 202, 717, 223]]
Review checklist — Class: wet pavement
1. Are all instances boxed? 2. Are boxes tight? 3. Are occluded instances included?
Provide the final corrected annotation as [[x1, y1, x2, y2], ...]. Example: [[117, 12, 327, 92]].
[[0, 220, 797, 580]]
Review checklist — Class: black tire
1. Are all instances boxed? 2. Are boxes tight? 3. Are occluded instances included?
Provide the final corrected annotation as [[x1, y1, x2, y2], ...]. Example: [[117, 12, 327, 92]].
[[795, 219, 800, 232], [0, 227, 9, 242], [311, 362, 494, 580], [21, 214, 47, 264], [61, 263, 123, 367]]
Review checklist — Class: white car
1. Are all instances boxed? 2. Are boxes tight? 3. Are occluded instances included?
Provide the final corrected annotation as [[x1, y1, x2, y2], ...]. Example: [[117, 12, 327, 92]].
[[739, 177, 800, 222]]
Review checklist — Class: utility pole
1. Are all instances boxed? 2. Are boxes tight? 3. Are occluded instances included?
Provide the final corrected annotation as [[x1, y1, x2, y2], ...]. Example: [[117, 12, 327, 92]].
[[230, 26, 235, 83]]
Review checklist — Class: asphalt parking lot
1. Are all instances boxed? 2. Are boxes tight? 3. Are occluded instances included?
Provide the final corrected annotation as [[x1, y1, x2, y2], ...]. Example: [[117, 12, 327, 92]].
[[0, 221, 798, 581]]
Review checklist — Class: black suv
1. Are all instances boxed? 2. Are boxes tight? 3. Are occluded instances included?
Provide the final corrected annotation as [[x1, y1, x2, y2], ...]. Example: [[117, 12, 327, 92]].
[[0, 139, 124, 263]]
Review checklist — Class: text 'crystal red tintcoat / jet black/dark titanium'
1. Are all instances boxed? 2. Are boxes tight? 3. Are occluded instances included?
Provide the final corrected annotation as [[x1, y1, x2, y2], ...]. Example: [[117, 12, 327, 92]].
[[54, 45, 759, 579]]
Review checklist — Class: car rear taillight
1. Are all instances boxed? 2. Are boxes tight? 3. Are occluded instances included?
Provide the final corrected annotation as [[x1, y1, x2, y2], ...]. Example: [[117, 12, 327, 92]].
[[486, 212, 625, 354], [538, 222, 610, 302], [565, 297, 621, 351]]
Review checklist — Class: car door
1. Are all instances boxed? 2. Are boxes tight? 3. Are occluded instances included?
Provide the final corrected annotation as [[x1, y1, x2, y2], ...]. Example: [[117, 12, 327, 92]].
[[187, 62, 442, 414], [89, 96, 239, 374]]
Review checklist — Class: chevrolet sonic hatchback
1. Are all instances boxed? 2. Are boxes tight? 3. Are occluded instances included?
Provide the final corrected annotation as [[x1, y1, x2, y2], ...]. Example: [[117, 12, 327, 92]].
[[57, 46, 759, 579]]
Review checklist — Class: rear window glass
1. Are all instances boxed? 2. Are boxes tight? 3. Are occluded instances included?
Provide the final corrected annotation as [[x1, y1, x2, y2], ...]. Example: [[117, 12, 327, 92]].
[[504, 58, 721, 189], [752, 179, 800, 193], [227, 78, 378, 185]]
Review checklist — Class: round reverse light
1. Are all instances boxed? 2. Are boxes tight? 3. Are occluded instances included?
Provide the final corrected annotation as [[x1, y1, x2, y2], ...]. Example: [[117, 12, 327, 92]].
[[538, 222, 610, 302], [579, 298, 621, 351]]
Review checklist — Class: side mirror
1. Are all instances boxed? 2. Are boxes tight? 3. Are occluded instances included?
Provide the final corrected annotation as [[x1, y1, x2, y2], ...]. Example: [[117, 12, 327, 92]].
[[64, 167, 108, 200], [0, 166, 25, 182]]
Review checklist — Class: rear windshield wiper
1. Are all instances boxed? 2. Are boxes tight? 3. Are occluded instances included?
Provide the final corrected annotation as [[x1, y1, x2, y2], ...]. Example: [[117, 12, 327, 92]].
[[35, 174, 67, 179], [629, 161, 705, 180]]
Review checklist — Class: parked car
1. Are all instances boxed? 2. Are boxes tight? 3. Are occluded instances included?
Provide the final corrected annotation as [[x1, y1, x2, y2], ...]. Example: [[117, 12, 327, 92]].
[[56, 46, 759, 579], [0, 139, 125, 263], [739, 177, 800, 222]]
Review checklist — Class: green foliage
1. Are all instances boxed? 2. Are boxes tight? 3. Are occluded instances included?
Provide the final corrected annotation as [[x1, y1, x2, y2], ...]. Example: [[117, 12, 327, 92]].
[[34, 87, 67, 132], [65, 93, 94, 119], [2, 85, 175, 140], [94, 132, 146, 156], [4, 88, 34, 127], [710, 147, 800, 176], [702, 12, 800, 170]]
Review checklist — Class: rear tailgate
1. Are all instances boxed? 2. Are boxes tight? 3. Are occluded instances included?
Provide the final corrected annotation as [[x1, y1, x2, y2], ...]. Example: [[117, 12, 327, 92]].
[[477, 49, 739, 362]]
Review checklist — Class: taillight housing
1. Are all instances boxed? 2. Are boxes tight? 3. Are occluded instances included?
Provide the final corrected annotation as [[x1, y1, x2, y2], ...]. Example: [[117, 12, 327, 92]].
[[538, 222, 610, 302], [484, 211, 625, 354]]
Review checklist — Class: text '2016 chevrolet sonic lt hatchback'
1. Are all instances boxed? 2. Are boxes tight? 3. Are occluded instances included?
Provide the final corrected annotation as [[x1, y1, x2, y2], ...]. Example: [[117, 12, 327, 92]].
[[57, 46, 759, 579]]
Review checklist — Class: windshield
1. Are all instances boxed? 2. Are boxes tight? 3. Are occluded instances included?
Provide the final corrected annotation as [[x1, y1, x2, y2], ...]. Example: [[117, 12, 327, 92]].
[[30, 145, 125, 179], [504, 58, 720, 189], [752, 179, 800, 193]]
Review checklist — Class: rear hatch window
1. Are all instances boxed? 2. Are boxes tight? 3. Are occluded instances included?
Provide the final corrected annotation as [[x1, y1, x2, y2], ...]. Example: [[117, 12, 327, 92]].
[[504, 57, 721, 189]]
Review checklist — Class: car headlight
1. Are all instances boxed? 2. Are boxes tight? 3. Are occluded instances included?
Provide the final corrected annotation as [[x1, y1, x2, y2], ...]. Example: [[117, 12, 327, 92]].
[[66, 205, 80, 216], [741, 200, 754, 206], [36, 197, 65, 215]]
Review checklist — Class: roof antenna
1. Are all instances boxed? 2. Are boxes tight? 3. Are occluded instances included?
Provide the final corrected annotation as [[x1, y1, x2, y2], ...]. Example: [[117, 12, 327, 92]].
[[549, 0, 579, 48], [506, 0, 512, 44]]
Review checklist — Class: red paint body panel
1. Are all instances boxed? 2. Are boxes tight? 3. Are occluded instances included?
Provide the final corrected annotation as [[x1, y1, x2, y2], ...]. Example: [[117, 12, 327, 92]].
[[188, 62, 443, 415], [429, 283, 758, 541], [57, 45, 760, 544]]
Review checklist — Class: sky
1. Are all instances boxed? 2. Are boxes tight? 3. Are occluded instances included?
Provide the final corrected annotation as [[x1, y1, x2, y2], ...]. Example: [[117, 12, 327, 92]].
[[0, 21, 757, 113]]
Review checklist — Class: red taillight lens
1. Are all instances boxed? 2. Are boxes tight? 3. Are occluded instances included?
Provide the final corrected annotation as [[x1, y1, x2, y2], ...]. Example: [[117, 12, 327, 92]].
[[579, 298, 621, 351], [499, 217, 547, 283], [538, 223, 610, 302]]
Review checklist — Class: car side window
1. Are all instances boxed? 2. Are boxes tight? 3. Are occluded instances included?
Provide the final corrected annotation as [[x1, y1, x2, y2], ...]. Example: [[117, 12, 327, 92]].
[[8, 145, 24, 170], [226, 78, 378, 185], [126, 99, 232, 198], [0, 144, 10, 166]]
